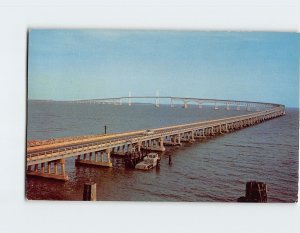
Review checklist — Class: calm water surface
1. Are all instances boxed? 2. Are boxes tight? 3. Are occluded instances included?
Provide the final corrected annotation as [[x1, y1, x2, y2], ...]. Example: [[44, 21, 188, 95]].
[[26, 101, 299, 202]]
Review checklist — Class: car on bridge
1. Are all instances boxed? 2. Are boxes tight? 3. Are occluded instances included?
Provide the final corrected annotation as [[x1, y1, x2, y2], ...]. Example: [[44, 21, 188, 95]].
[[144, 129, 154, 135]]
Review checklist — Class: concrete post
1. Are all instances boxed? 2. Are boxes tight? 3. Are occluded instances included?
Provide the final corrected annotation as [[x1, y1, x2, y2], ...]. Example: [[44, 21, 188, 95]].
[[47, 162, 51, 173], [128, 143, 132, 153], [128, 91, 132, 106], [83, 182, 97, 201], [226, 103, 230, 110], [183, 101, 188, 108], [41, 163, 45, 173], [54, 161, 58, 175], [159, 137, 164, 149], [106, 149, 111, 163], [95, 151, 98, 162], [60, 159, 65, 175], [214, 102, 218, 110]]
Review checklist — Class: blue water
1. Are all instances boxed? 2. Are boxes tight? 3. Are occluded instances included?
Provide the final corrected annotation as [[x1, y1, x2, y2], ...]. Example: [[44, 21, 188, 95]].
[[26, 101, 299, 202]]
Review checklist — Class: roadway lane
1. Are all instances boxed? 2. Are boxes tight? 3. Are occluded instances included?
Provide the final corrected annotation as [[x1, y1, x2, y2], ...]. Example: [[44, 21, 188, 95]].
[[27, 130, 145, 154]]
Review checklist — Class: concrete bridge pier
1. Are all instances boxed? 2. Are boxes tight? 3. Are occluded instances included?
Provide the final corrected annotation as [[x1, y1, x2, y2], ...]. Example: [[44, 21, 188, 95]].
[[164, 135, 181, 146], [180, 133, 188, 142], [183, 101, 188, 109], [191, 130, 195, 141], [194, 129, 204, 139], [214, 102, 219, 110], [165, 134, 183, 145], [209, 127, 215, 136], [226, 103, 230, 110], [225, 123, 229, 133], [181, 131, 195, 142], [27, 159, 69, 181], [75, 149, 113, 168], [176, 134, 181, 144], [218, 125, 223, 134], [199, 129, 207, 139], [142, 138, 165, 151], [256, 105, 260, 112], [137, 142, 141, 152], [170, 99, 174, 107], [112, 145, 127, 156]]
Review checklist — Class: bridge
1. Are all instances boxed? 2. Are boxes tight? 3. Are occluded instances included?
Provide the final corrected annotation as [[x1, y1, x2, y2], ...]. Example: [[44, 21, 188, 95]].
[[61, 96, 274, 111], [26, 97, 285, 181]]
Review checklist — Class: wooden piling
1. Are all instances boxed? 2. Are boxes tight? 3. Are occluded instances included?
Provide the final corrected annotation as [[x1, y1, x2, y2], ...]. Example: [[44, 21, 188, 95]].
[[238, 181, 267, 202], [83, 182, 97, 201], [168, 155, 172, 165], [245, 181, 267, 202], [157, 157, 161, 167]]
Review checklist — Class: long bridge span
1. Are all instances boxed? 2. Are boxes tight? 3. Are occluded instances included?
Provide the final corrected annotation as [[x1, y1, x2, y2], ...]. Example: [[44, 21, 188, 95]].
[[27, 97, 285, 181], [61, 96, 275, 110]]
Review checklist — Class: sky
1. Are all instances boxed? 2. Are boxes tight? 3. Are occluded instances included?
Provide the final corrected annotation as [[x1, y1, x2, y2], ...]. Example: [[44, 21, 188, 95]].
[[28, 30, 299, 107]]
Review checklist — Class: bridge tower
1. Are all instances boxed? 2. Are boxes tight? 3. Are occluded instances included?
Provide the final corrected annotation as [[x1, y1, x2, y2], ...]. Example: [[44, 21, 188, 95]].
[[155, 90, 160, 107], [246, 104, 251, 111], [214, 102, 219, 110], [226, 102, 230, 110], [170, 98, 174, 107], [183, 100, 188, 109], [128, 91, 132, 106], [198, 102, 202, 109]]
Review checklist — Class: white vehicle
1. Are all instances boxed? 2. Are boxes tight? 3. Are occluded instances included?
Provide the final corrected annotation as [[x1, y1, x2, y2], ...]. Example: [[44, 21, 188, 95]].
[[135, 153, 160, 170], [144, 129, 154, 135]]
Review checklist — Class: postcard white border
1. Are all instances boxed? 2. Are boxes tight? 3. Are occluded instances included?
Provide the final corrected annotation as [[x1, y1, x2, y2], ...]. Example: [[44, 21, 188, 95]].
[[0, 1, 299, 233]]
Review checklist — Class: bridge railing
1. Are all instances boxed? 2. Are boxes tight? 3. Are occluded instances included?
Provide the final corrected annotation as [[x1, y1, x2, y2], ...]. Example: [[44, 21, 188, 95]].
[[152, 106, 284, 133]]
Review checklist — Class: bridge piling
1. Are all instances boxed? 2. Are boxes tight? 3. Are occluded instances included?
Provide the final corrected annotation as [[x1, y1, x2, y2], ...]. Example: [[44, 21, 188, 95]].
[[27, 159, 69, 181], [83, 182, 97, 201], [75, 150, 113, 168]]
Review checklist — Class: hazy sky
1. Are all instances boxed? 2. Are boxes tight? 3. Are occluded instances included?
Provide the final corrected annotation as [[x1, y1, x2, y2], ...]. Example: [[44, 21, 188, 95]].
[[28, 30, 299, 107]]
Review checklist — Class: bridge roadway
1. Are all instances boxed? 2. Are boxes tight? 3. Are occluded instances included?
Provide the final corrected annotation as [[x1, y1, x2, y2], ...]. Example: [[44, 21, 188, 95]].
[[26, 100, 285, 181]]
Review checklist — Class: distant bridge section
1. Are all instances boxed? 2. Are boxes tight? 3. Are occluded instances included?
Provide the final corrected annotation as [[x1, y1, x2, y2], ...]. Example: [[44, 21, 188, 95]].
[[62, 96, 276, 111]]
